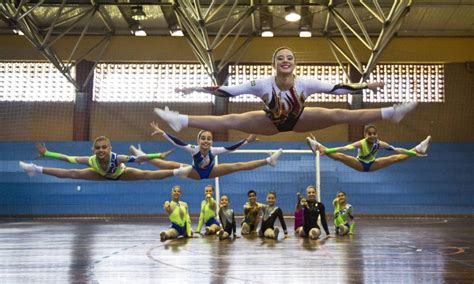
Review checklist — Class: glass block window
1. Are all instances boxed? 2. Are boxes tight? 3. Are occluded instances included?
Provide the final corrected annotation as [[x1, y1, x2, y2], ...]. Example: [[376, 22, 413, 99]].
[[0, 62, 75, 102], [364, 64, 444, 102], [92, 63, 444, 103], [93, 63, 213, 102]]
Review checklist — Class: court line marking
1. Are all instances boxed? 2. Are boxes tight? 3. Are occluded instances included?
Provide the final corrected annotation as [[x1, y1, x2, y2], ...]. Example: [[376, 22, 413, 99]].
[[146, 240, 252, 283]]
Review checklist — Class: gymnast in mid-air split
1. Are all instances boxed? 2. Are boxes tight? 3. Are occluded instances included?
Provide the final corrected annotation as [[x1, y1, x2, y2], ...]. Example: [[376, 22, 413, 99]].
[[306, 125, 431, 172], [128, 122, 282, 180], [19, 136, 192, 180], [155, 46, 417, 135]]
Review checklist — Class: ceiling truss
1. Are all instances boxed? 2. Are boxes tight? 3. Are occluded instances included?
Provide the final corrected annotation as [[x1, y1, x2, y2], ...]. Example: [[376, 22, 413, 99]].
[[324, 0, 412, 80], [172, 0, 257, 85], [0, 0, 418, 87], [0, 0, 113, 90]]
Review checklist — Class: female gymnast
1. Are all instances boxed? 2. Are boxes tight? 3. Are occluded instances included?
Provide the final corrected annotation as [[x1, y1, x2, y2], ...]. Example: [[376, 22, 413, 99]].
[[195, 185, 221, 235], [19, 136, 191, 180], [295, 185, 330, 240], [217, 195, 237, 240], [258, 191, 288, 240], [161, 185, 193, 241], [155, 46, 417, 135], [333, 191, 355, 236], [241, 190, 264, 235], [306, 125, 431, 172], [129, 122, 282, 180]]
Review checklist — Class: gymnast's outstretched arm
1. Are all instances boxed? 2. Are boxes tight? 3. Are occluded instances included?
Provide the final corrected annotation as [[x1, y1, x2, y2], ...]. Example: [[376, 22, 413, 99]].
[[35, 143, 89, 164]]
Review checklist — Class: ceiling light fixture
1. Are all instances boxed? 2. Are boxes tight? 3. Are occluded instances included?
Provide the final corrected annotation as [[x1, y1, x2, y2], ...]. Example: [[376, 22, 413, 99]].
[[13, 28, 24, 36], [133, 25, 147, 37], [284, 6, 301, 22], [299, 27, 312, 38], [131, 6, 147, 21], [170, 25, 184, 37], [261, 30, 274, 37]]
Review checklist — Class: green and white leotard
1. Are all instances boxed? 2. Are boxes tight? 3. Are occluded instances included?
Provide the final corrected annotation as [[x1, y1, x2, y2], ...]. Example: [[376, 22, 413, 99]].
[[196, 197, 219, 232], [333, 198, 355, 234], [88, 152, 134, 180], [357, 138, 381, 164]]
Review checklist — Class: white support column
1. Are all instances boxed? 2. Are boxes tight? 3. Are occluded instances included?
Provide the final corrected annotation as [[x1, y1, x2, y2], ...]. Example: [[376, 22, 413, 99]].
[[214, 155, 221, 205], [316, 149, 321, 202]]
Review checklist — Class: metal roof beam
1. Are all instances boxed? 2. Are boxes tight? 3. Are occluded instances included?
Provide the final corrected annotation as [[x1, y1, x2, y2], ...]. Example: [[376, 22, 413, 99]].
[[1, 0, 113, 91], [323, 0, 412, 81], [173, 0, 257, 84]]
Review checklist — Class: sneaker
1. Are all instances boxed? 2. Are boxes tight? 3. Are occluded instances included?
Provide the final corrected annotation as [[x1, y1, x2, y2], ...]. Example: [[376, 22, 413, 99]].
[[129, 144, 145, 164], [273, 227, 280, 240], [416, 136, 432, 155], [154, 106, 183, 132], [19, 161, 38, 177], [217, 229, 225, 239], [205, 226, 211, 235], [173, 164, 192, 179], [391, 102, 418, 123], [306, 137, 321, 154], [267, 148, 283, 167], [129, 144, 145, 156]]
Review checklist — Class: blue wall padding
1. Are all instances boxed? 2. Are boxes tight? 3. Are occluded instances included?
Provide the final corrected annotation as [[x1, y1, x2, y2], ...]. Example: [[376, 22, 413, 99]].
[[0, 141, 473, 216]]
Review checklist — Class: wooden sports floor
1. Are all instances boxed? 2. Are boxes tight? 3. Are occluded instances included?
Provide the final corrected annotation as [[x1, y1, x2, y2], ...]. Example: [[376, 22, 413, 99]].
[[1, 217, 473, 283]]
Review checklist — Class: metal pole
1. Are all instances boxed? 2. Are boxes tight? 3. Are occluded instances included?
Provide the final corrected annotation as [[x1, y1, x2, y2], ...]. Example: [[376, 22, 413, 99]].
[[316, 150, 321, 202], [214, 155, 220, 208]]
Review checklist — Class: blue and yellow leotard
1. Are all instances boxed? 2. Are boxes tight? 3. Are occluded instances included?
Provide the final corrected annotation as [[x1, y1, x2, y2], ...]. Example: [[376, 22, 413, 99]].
[[168, 200, 192, 237]]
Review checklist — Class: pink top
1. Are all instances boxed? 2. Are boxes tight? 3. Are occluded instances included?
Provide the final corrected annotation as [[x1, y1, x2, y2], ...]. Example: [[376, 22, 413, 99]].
[[294, 208, 304, 230]]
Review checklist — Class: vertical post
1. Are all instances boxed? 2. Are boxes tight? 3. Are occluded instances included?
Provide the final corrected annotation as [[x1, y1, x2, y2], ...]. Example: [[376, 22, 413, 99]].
[[214, 155, 220, 206], [316, 149, 322, 229], [316, 150, 321, 202], [212, 62, 229, 141], [348, 64, 365, 142], [73, 60, 94, 141]]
